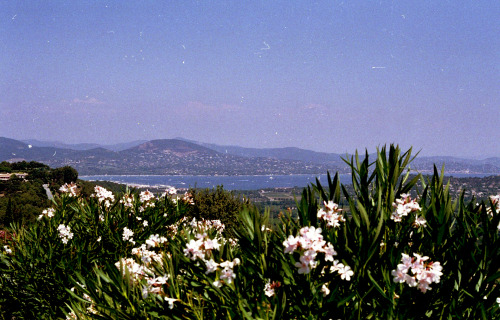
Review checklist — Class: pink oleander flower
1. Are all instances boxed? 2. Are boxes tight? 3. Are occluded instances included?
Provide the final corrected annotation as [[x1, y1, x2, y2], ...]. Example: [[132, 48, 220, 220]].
[[283, 235, 300, 253], [392, 253, 442, 293], [413, 215, 427, 228], [220, 265, 236, 284], [391, 267, 407, 283], [317, 201, 345, 228], [323, 242, 337, 262], [264, 279, 281, 297], [203, 237, 220, 251], [132, 244, 164, 265], [145, 234, 168, 248], [284, 226, 346, 277], [391, 194, 421, 222]]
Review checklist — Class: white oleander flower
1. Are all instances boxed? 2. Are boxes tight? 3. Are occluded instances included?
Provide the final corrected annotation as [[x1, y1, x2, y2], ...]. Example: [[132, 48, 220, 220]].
[[3, 245, 12, 254], [122, 227, 135, 244], [92, 186, 115, 208], [321, 284, 330, 297], [57, 224, 74, 244], [38, 207, 55, 220], [140, 190, 155, 203], [59, 182, 78, 197]]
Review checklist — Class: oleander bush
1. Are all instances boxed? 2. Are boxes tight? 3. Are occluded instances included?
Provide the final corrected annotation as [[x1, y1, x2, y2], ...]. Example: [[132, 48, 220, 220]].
[[0, 145, 498, 319]]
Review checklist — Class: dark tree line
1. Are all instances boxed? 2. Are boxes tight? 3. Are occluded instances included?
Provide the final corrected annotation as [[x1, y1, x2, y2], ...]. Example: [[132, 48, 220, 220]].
[[0, 162, 78, 226]]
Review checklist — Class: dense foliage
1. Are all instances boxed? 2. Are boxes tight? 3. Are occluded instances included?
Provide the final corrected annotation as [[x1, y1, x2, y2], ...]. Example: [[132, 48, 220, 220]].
[[0, 161, 127, 226], [0, 161, 53, 225], [0, 146, 498, 319], [185, 185, 251, 237]]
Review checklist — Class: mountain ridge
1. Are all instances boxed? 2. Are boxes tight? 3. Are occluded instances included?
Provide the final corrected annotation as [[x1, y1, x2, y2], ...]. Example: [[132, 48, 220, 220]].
[[1, 137, 499, 175]]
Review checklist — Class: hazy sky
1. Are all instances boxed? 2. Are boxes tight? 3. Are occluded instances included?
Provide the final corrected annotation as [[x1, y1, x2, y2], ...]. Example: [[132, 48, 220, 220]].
[[1, 1, 499, 158]]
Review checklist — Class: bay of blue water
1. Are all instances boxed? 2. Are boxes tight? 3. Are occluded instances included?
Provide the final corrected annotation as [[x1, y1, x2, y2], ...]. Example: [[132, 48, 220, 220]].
[[80, 174, 351, 190], [80, 173, 493, 191]]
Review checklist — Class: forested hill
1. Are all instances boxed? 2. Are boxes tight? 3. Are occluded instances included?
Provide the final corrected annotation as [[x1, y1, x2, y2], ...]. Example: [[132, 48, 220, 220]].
[[0, 138, 335, 175]]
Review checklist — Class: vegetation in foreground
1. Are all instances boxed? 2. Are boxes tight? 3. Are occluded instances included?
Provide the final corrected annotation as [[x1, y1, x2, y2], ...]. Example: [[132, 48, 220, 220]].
[[0, 145, 499, 319]]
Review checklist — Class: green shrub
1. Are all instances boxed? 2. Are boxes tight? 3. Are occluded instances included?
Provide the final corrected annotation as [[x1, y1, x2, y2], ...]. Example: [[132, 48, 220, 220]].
[[185, 185, 251, 237], [0, 145, 498, 319]]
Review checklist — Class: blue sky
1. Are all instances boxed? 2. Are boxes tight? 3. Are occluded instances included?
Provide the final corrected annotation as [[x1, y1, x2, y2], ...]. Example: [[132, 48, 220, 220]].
[[1, 1, 498, 157]]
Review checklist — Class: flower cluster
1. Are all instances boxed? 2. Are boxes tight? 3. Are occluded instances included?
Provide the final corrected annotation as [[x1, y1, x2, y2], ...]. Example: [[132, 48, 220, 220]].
[[189, 217, 225, 234], [3, 245, 12, 255], [412, 215, 427, 228], [139, 190, 156, 212], [120, 194, 134, 208], [38, 207, 55, 220], [145, 233, 168, 248], [115, 230, 172, 301], [391, 253, 443, 293], [115, 257, 153, 282], [91, 186, 115, 208], [59, 182, 78, 197], [142, 275, 170, 298], [132, 244, 164, 265], [492, 195, 500, 230], [180, 219, 240, 287], [163, 186, 177, 197], [57, 224, 74, 244], [317, 201, 345, 228], [131, 234, 168, 264], [264, 279, 281, 297], [116, 253, 177, 309], [330, 260, 354, 281], [283, 226, 345, 276], [321, 284, 330, 297], [122, 227, 135, 244], [166, 217, 227, 239], [391, 194, 421, 222], [68, 283, 98, 318], [487, 194, 500, 216], [183, 232, 221, 261], [182, 192, 195, 205], [140, 190, 155, 202], [212, 258, 240, 287]]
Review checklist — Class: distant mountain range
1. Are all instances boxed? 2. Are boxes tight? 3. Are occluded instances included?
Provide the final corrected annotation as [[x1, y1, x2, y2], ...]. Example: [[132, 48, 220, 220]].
[[1, 137, 499, 176], [22, 139, 148, 152]]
